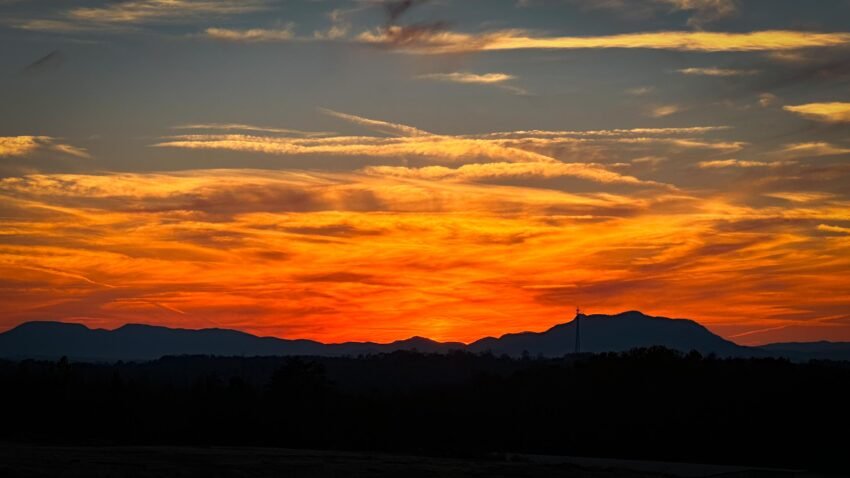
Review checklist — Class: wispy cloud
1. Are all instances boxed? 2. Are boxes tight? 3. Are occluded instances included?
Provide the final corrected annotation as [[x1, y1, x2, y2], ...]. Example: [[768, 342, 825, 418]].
[[698, 159, 789, 168], [649, 105, 683, 118], [818, 224, 850, 235], [466, 126, 730, 139], [174, 123, 333, 137], [567, 0, 738, 27], [659, 0, 738, 27], [364, 162, 664, 186], [154, 134, 562, 165], [783, 102, 850, 123], [417, 72, 514, 84], [764, 192, 834, 203], [357, 28, 850, 54], [313, 8, 352, 40], [779, 142, 850, 158], [677, 67, 759, 77], [155, 110, 738, 183], [15, 0, 267, 32], [0, 136, 89, 159], [320, 108, 432, 137], [416, 72, 527, 94], [204, 25, 295, 42], [68, 0, 266, 24]]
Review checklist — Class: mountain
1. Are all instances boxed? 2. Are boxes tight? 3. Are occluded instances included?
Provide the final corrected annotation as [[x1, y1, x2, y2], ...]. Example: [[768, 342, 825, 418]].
[[0, 311, 845, 362], [759, 341, 850, 362], [0, 321, 465, 361], [468, 310, 751, 357]]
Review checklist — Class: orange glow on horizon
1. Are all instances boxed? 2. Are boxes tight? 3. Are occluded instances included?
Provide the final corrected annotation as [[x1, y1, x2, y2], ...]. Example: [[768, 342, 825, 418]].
[[1, 169, 848, 346]]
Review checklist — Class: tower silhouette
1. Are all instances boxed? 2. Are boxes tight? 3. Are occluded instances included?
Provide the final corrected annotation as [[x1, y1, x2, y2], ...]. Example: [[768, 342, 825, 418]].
[[575, 307, 582, 354]]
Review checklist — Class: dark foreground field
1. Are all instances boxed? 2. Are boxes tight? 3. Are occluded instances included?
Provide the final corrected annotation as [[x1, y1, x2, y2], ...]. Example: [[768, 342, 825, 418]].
[[0, 445, 822, 478], [2, 348, 849, 475]]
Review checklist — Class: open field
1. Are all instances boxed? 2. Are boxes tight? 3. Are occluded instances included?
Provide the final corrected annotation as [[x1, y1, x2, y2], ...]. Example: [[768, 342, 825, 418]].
[[0, 445, 823, 478]]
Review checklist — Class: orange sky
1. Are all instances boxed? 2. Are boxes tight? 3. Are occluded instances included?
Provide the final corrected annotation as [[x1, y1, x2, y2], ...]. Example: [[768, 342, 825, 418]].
[[1, 164, 848, 345], [2, 0, 850, 345]]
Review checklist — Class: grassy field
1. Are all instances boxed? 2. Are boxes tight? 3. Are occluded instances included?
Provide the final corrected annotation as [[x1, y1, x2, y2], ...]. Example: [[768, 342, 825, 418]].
[[0, 445, 822, 478]]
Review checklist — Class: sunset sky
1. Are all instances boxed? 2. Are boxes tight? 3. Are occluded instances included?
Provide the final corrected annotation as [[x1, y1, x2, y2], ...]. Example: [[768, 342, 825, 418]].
[[1, 0, 850, 345]]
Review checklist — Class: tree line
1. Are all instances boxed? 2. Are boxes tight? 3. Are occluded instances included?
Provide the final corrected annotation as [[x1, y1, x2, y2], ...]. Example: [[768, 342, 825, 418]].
[[1, 347, 848, 472]]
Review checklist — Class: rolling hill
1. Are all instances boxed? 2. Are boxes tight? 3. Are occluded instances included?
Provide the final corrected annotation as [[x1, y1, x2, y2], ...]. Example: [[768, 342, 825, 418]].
[[0, 311, 844, 362]]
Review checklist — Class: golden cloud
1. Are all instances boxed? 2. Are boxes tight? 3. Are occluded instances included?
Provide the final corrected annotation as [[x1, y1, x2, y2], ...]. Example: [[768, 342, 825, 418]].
[[818, 224, 850, 235], [69, 0, 266, 24], [698, 159, 790, 168], [0, 136, 89, 159], [363, 162, 666, 187], [779, 142, 850, 157], [154, 134, 564, 165], [677, 67, 759, 76], [18, 0, 268, 32], [417, 72, 516, 84], [783, 103, 850, 123], [204, 26, 295, 42], [357, 28, 850, 54], [154, 111, 744, 187]]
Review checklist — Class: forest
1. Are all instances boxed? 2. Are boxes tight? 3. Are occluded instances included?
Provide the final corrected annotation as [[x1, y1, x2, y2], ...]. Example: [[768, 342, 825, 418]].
[[1, 348, 848, 473]]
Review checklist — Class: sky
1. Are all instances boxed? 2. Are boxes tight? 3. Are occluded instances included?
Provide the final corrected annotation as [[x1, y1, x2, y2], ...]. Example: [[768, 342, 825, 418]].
[[1, 0, 850, 345]]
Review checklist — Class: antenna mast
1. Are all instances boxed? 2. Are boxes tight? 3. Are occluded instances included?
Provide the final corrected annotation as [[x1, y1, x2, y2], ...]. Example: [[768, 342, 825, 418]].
[[575, 306, 582, 354]]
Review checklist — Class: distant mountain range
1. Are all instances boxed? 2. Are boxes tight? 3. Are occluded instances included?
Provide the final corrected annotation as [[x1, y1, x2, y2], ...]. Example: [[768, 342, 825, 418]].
[[1, 311, 848, 362]]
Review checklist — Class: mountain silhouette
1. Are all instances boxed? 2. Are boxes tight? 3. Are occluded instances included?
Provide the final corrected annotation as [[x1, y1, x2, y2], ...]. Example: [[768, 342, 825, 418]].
[[758, 341, 850, 362], [0, 311, 844, 361], [0, 321, 465, 361], [468, 311, 750, 357]]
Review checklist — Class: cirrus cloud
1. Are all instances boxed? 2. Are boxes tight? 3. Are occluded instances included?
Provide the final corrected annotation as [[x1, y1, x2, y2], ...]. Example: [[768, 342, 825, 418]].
[[783, 102, 850, 123], [357, 28, 850, 54]]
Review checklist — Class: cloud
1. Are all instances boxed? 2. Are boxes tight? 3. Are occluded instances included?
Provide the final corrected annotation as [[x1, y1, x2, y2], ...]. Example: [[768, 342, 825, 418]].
[[764, 192, 834, 203], [416, 72, 527, 94], [659, 0, 737, 27], [204, 25, 295, 42], [758, 93, 778, 107], [698, 159, 789, 169], [649, 105, 683, 118], [313, 24, 350, 40], [15, 0, 267, 32], [364, 162, 666, 187], [567, 0, 737, 27], [156, 110, 742, 174], [783, 103, 850, 123], [155, 134, 565, 165], [0, 136, 89, 159], [779, 142, 850, 158], [818, 224, 850, 235], [69, 0, 266, 25], [626, 86, 655, 96], [174, 123, 333, 137], [314, 12, 350, 41], [320, 108, 432, 137], [470, 126, 730, 139], [0, 137, 42, 157], [384, 0, 432, 24], [417, 72, 515, 84], [677, 67, 758, 76], [357, 28, 850, 54], [613, 138, 744, 152]]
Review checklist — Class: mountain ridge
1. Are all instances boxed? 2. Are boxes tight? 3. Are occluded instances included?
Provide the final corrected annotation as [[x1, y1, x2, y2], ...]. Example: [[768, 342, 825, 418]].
[[1, 311, 846, 362]]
